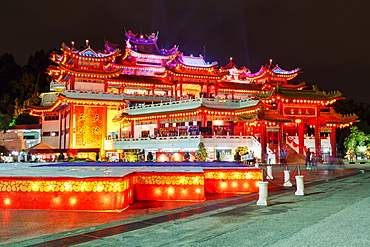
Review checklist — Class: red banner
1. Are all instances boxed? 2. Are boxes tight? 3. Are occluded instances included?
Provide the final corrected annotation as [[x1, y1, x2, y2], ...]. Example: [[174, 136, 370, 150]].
[[283, 106, 316, 117]]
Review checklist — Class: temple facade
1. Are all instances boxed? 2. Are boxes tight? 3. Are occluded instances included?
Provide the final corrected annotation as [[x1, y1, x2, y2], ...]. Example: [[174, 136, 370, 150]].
[[30, 30, 357, 163]]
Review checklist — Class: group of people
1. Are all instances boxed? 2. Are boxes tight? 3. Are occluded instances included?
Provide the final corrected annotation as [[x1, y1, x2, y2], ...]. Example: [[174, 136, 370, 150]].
[[18, 149, 32, 162], [305, 148, 343, 175], [305, 148, 319, 174], [17, 149, 67, 163]]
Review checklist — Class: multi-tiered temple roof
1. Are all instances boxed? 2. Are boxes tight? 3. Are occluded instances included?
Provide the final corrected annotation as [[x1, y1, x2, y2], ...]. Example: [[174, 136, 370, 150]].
[[29, 30, 357, 161]]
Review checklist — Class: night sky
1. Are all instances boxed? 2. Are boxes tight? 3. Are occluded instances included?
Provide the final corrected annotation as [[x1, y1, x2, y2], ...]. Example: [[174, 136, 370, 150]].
[[1, 1, 370, 103]]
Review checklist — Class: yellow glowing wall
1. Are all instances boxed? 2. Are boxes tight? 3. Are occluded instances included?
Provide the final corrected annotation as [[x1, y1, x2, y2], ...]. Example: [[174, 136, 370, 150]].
[[75, 106, 104, 148], [106, 108, 121, 138]]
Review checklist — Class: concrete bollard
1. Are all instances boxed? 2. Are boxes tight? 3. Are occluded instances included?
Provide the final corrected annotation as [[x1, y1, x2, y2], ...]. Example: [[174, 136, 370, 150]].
[[266, 165, 273, 179], [295, 175, 306, 195], [283, 170, 293, 187], [257, 181, 271, 206]]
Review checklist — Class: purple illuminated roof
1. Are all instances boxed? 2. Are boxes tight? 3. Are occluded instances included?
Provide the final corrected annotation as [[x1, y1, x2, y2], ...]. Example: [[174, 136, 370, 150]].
[[272, 65, 301, 74], [125, 29, 178, 56]]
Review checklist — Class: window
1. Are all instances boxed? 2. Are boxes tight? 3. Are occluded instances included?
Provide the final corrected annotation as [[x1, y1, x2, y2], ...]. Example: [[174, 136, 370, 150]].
[[44, 115, 59, 121], [51, 131, 59, 137], [141, 130, 149, 138], [42, 131, 58, 137], [24, 136, 35, 139]]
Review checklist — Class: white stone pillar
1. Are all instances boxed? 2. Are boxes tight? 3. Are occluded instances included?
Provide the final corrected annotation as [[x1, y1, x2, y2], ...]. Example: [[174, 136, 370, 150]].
[[266, 165, 273, 179], [257, 181, 271, 206], [295, 175, 306, 195], [283, 170, 293, 187]]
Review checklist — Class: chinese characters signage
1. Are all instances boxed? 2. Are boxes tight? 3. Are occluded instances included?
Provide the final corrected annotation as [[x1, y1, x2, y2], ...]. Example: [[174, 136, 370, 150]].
[[283, 106, 316, 117], [75, 106, 104, 148]]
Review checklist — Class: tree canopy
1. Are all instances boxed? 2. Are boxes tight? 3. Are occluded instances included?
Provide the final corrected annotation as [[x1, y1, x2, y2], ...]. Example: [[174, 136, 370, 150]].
[[0, 50, 53, 123], [344, 126, 370, 153], [0, 113, 11, 132]]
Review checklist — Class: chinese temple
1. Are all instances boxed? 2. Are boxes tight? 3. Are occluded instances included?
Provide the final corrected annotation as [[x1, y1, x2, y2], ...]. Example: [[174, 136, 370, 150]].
[[29, 30, 358, 163]]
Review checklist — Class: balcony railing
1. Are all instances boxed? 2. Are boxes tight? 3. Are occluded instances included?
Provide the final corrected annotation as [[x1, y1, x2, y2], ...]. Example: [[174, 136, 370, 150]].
[[127, 98, 259, 115], [50, 81, 65, 91], [109, 135, 260, 153], [62, 90, 175, 102]]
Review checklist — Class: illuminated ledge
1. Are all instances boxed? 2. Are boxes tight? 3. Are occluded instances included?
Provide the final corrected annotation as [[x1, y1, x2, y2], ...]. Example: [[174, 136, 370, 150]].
[[204, 168, 262, 193], [0, 166, 262, 212], [0, 176, 134, 212]]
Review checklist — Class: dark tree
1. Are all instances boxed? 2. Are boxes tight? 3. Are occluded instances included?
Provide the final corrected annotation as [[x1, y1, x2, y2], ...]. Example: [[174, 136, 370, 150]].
[[0, 113, 11, 132], [14, 113, 39, 125], [0, 50, 54, 124], [334, 99, 370, 155], [0, 53, 22, 116]]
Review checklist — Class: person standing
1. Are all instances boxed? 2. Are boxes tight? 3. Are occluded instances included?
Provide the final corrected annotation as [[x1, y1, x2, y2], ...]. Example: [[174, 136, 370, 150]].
[[311, 153, 319, 175], [19, 149, 26, 162], [280, 150, 287, 166], [305, 148, 312, 167], [58, 153, 65, 162], [27, 152, 31, 162]]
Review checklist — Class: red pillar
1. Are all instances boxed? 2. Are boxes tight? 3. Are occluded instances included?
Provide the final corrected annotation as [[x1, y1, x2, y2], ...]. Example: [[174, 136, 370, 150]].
[[298, 122, 304, 155], [266, 128, 270, 150], [180, 80, 183, 98], [130, 120, 135, 138], [315, 115, 321, 156], [278, 124, 283, 162], [64, 109, 68, 149], [59, 111, 63, 149], [69, 103, 74, 150], [330, 126, 337, 156], [201, 109, 206, 128], [260, 124, 267, 161]]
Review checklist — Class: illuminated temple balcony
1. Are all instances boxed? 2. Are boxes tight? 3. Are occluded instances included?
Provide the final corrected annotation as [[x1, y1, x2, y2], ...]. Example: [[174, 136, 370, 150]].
[[108, 135, 260, 154], [50, 81, 66, 91], [127, 98, 259, 115], [62, 90, 175, 102], [107, 135, 202, 150]]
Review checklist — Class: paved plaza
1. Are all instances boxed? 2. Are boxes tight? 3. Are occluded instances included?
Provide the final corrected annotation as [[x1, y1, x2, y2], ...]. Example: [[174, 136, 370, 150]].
[[1, 163, 369, 246]]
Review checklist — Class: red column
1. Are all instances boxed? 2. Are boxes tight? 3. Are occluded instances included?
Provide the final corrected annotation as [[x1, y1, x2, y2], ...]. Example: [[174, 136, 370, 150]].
[[266, 128, 270, 150], [298, 122, 304, 155], [201, 111, 206, 128], [69, 103, 74, 150], [278, 124, 283, 162], [130, 120, 135, 138], [315, 114, 321, 156], [70, 75, 75, 90], [330, 126, 337, 156], [63, 109, 67, 149], [260, 124, 267, 161], [180, 81, 183, 99]]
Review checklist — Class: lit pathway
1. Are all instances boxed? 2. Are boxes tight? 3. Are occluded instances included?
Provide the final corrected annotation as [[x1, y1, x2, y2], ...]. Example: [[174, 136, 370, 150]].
[[0, 164, 368, 246], [72, 169, 370, 247]]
